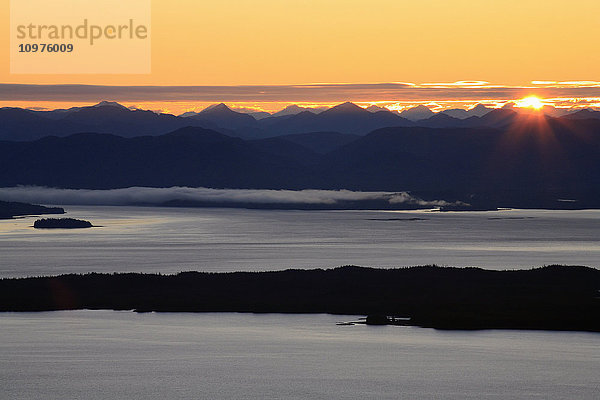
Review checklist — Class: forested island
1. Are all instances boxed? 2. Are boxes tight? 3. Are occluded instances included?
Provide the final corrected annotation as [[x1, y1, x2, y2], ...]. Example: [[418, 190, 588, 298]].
[[0, 265, 598, 332], [0, 200, 64, 219], [33, 218, 93, 229]]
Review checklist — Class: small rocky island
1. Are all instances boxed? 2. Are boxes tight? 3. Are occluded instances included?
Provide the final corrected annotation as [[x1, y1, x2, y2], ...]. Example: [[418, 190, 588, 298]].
[[33, 218, 93, 229]]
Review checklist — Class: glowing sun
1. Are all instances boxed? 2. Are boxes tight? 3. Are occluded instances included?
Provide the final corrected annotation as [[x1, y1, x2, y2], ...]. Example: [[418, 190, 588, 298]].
[[517, 96, 544, 110]]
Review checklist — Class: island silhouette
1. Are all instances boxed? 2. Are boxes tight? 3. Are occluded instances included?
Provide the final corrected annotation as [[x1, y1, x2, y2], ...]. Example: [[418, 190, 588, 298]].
[[1, 265, 598, 332], [33, 218, 93, 229], [0, 200, 64, 219]]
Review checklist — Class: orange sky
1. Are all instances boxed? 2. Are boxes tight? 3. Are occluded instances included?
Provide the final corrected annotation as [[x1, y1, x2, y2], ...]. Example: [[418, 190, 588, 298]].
[[1, 0, 599, 113]]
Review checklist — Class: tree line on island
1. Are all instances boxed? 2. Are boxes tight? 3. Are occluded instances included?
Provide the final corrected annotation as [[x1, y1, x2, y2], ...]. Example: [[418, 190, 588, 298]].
[[33, 218, 92, 229], [0, 265, 598, 332]]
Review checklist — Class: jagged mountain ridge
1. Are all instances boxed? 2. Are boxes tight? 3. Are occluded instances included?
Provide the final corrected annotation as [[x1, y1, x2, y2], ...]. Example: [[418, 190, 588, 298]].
[[2, 101, 599, 142]]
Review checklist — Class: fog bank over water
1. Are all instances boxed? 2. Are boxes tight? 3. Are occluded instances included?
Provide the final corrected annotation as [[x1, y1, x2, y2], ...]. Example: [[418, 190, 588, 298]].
[[0, 186, 454, 208]]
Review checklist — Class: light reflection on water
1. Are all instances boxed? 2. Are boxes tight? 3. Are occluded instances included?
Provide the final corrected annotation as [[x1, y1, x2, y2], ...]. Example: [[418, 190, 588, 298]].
[[0, 206, 598, 277], [0, 311, 598, 400]]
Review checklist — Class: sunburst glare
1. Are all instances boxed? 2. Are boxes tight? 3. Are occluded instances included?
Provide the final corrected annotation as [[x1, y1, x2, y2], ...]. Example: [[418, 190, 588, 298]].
[[517, 96, 544, 110]]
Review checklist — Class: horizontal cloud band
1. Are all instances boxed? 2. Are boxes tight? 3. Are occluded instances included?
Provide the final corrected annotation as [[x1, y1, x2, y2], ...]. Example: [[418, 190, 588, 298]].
[[0, 186, 457, 208]]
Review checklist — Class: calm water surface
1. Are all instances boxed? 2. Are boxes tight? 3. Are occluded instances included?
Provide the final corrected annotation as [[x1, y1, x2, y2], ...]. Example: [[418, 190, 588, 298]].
[[0, 311, 598, 400], [2, 209, 599, 398], [0, 206, 599, 277]]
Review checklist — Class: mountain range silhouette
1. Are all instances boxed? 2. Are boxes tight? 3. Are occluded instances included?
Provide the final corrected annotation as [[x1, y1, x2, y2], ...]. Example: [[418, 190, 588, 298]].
[[1, 106, 599, 209], [3, 101, 598, 142]]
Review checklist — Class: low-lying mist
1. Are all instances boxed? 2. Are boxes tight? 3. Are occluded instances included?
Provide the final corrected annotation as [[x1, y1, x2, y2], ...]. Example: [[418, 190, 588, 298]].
[[0, 186, 458, 209]]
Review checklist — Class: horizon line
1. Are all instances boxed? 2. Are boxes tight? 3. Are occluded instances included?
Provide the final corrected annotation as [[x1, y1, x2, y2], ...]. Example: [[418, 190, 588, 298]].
[[2, 82, 600, 114], [2, 98, 599, 116]]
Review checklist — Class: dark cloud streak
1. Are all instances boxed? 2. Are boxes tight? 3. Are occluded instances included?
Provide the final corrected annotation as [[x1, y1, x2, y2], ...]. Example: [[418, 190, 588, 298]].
[[1, 83, 599, 103]]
